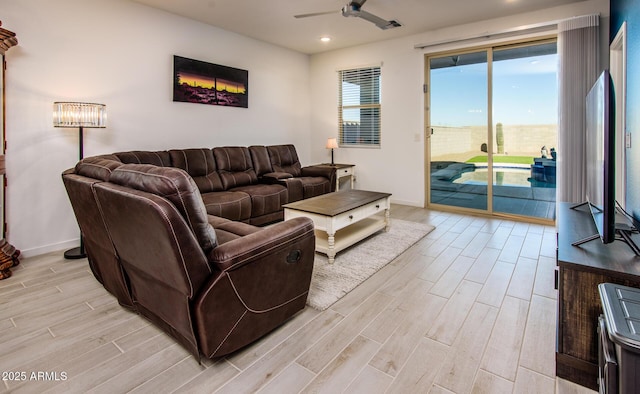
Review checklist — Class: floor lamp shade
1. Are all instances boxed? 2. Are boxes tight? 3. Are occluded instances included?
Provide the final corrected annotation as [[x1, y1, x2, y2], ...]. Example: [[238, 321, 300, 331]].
[[54, 102, 106, 260], [53, 102, 107, 129]]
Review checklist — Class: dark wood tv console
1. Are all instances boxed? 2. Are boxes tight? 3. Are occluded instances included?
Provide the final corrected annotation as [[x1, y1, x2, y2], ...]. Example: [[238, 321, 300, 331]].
[[556, 202, 640, 390]]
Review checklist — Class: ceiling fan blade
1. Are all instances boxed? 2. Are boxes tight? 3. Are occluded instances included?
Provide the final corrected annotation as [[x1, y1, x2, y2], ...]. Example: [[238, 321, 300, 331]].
[[355, 9, 394, 29], [294, 10, 338, 18], [350, 0, 367, 7]]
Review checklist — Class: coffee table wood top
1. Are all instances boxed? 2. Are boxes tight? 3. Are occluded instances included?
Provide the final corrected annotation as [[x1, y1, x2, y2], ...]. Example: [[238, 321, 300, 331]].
[[283, 190, 391, 217]]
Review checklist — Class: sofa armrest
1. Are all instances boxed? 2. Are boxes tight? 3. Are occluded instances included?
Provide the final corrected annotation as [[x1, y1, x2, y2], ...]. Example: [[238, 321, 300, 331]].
[[194, 217, 316, 357], [302, 165, 337, 192], [208, 217, 314, 271], [259, 175, 303, 202], [301, 165, 335, 179], [262, 172, 293, 181]]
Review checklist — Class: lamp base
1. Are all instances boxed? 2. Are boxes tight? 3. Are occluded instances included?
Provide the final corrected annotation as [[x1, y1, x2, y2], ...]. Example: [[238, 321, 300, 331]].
[[64, 246, 86, 260]]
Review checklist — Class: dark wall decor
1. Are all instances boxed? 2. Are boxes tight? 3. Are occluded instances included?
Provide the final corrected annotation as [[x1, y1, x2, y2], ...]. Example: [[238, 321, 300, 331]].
[[173, 55, 248, 108]]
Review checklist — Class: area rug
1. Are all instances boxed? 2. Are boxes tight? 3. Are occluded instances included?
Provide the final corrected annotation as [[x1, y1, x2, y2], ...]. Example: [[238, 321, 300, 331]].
[[306, 219, 435, 311]]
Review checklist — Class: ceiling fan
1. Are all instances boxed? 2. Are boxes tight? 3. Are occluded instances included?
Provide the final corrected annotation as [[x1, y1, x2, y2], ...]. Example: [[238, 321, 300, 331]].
[[294, 0, 402, 30]]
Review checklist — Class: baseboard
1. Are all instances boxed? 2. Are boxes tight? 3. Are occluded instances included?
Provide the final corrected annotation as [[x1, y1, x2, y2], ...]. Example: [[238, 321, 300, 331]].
[[391, 199, 424, 208], [20, 239, 79, 259]]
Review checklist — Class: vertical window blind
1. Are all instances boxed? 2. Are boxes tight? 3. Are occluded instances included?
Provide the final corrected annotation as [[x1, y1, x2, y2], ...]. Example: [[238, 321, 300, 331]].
[[338, 66, 381, 147]]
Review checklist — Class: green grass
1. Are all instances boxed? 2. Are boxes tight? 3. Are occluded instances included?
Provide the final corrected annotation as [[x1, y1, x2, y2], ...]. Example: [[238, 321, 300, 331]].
[[466, 155, 534, 164]]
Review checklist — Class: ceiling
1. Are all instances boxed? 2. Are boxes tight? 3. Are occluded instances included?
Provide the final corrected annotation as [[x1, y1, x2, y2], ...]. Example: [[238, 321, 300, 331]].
[[132, 0, 586, 54]]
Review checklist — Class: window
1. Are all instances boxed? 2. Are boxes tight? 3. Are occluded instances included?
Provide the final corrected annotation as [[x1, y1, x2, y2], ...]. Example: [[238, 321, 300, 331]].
[[338, 66, 381, 147]]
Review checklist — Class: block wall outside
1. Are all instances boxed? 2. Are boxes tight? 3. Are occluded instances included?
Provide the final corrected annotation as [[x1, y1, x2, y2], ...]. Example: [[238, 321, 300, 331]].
[[430, 124, 557, 161]]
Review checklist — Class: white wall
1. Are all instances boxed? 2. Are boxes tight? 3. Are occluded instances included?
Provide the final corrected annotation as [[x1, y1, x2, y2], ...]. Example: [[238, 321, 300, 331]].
[[1, 0, 311, 256], [308, 0, 610, 207]]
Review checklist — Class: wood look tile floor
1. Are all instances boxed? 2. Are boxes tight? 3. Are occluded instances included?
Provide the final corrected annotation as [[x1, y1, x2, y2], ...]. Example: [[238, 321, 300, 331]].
[[0, 205, 596, 394]]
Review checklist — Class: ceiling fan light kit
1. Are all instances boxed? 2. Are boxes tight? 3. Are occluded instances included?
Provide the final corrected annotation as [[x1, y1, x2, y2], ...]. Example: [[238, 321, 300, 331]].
[[295, 0, 402, 30]]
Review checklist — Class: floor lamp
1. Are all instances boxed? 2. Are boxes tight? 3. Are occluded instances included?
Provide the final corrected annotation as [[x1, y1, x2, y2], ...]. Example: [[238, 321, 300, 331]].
[[54, 102, 107, 260]]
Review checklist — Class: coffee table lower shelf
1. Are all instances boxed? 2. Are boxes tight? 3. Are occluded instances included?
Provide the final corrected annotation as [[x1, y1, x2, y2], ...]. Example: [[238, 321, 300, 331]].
[[315, 215, 388, 260]]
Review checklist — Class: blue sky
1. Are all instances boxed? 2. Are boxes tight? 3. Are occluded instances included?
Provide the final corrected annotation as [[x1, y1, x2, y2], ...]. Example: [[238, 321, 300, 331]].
[[430, 54, 558, 127]]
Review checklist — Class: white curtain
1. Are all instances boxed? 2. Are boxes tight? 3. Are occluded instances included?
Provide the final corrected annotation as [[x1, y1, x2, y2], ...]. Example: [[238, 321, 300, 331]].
[[557, 14, 600, 203]]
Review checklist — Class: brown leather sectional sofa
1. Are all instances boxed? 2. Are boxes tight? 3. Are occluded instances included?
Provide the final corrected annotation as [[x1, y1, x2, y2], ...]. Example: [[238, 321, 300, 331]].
[[62, 144, 333, 359], [100, 144, 335, 225]]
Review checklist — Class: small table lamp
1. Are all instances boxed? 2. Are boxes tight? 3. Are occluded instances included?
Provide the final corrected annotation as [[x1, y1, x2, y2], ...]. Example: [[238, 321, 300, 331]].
[[54, 101, 107, 259], [326, 137, 338, 165]]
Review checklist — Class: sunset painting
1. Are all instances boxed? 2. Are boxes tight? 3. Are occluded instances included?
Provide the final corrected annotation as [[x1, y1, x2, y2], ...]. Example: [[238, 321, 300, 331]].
[[173, 56, 248, 108]]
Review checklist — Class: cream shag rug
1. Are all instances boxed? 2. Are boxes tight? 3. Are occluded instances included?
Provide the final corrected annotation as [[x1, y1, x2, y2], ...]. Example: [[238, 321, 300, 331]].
[[306, 219, 435, 311]]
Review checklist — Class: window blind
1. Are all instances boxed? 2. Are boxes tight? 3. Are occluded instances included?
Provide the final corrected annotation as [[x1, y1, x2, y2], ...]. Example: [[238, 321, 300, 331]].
[[338, 66, 381, 147]]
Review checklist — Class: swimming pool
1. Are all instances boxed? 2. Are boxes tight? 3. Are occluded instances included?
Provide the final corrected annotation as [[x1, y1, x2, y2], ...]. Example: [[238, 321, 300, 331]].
[[451, 166, 554, 188]]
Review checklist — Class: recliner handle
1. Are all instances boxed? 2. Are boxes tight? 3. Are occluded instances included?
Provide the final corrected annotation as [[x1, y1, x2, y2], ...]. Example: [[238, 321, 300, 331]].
[[287, 250, 302, 264]]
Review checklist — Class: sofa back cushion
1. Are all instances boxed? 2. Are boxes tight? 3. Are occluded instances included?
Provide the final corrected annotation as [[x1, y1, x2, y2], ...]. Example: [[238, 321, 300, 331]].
[[114, 150, 172, 167], [267, 145, 302, 177], [75, 156, 124, 181], [248, 145, 273, 176], [109, 164, 218, 254], [169, 149, 224, 193], [213, 147, 258, 189]]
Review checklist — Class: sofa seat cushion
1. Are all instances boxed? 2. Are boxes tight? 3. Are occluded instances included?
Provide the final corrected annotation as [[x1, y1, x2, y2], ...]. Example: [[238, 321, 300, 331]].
[[210, 218, 259, 237], [213, 229, 244, 246], [207, 216, 232, 228], [201, 191, 252, 222], [299, 177, 332, 199], [229, 183, 287, 218], [208, 216, 260, 245]]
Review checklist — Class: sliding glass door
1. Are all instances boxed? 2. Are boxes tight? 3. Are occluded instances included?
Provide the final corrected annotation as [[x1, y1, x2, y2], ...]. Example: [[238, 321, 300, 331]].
[[426, 40, 557, 222], [428, 51, 489, 211], [491, 43, 557, 219]]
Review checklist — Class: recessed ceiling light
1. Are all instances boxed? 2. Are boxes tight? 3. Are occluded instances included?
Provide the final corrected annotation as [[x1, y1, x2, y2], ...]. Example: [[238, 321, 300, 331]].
[[320, 36, 331, 43]]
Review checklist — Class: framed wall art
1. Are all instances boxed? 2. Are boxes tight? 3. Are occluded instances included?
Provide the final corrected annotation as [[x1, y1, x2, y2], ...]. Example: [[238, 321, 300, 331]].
[[173, 55, 248, 108]]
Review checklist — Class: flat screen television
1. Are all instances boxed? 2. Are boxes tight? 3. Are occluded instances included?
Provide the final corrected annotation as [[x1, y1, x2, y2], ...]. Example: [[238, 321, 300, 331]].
[[584, 69, 616, 243]]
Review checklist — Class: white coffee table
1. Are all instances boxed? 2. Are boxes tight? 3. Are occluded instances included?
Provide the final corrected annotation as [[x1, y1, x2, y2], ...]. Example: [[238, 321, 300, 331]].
[[283, 190, 392, 263]]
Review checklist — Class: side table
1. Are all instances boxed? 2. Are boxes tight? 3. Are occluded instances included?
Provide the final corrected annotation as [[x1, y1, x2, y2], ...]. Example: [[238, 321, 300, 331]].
[[320, 163, 355, 191]]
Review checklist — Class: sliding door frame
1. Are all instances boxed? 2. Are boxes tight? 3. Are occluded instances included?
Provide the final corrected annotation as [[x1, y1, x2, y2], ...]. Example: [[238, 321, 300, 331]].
[[424, 36, 557, 225]]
